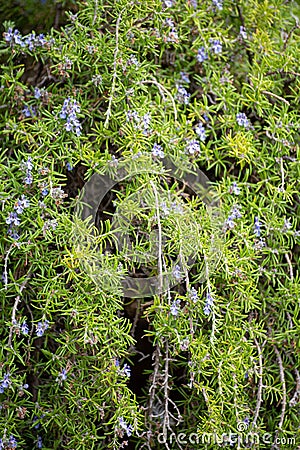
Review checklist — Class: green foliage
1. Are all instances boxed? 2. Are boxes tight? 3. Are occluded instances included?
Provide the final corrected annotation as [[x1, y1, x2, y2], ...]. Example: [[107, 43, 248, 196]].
[[0, 0, 299, 448]]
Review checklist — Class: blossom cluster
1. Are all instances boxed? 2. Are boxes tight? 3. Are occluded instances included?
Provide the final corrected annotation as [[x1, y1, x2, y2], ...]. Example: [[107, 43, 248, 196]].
[[59, 98, 82, 136], [118, 417, 134, 437], [195, 122, 206, 142], [12, 319, 29, 335], [185, 139, 201, 155], [160, 200, 183, 217], [4, 27, 53, 51], [175, 85, 190, 104], [126, 110, 152, 135], [170, 298, 181, 316], [0, 372, 11, 394], [224, 205, 242, 230], [152, 143, 165, 159], [236, 112, 250, 128], [0, 435, 18, 449], [6, 194, 30, 240], [203, 292, 214, 315], [36, 320, 50, 337]]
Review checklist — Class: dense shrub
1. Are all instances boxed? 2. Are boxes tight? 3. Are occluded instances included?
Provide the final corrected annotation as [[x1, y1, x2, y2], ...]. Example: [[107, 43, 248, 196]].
[[0, 0, 299, 448]]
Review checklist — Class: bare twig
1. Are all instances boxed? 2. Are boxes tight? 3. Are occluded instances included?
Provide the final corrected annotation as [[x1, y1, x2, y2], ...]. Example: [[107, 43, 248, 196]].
[[273, 346, 287, 431], [262, 90, 290, 106], [8, 277, 30, 348], [251, 338, 265, 429], [284, 253, 294, 281], [92, 0, 99, 26], [104, 11, 123, 128], [150, 180, 163, 294]]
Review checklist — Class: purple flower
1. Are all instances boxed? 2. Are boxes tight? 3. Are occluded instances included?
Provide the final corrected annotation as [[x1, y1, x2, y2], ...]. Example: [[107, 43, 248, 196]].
[[212, 0, 223, 10], [204, 292, 214, 315], [8, 435, 17, 449], [66, 162, 73, 171], [254, 217, 261, 236], [14, 195, 30, 214], [180, 71, 190, 83], [239, 26, 247, 39], [165, 18, 175, 27], [34, 87, 42, 99], [24, 171, 33, 185], [6, 212, 20, 226], [21, 321, 29, 335], [37, 436, 43, 449], [7, 229, 20, 240], [59, 98, 82, 136], [122, 364, 131, 377], [57, 369, 67, 381], [0, 372, 11, 393], [152, 143, 165, 158], [36, 320, 49, 337], [118, 417, 134, 436], [186, 139, 201, 155], [22, 105, 36, 118], [21, 157, 33, 171], [210, 39, 222, 54], [176, 86, 190, 104], [196, 46, 208, 63], [170, 298, 181, 316], [195, 123, 206, 142], [236, 112, 250, 127], [229, 182, 241, 195], [172, 264, 182, 281], [189, 287, 198, 303]]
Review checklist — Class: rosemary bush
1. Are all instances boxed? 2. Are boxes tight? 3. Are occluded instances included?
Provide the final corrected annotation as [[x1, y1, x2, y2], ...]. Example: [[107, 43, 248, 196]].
[[0, 0, 299, 448]]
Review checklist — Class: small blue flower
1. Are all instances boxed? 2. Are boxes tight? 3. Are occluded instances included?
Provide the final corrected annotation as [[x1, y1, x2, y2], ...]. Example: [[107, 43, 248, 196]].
[[0, 372, 11, 393], [180, 71, 190, 84], [8, 229, 20, 240], [254, 217, 261, 236], [236, 112, 250, 127], [14, 195, 30, 214], [196, 46, 208, 63], [8, 435, 18, 449], [24, 170, 33, 185], [229, 182, 241, 195], [57, 369, 67, 382], [122, 364, 131, 377], [41, 188, 49, 196], [195, 123, 206, 142], [37, 436, 43, 449], [210, 39, 222, 54], [204, 292, 214, 315], [170, 299, 181, 316], [118, 417, 134, 436], [66, 162, 73, 171], [6, 212, 20, 226], [189, 287, 199, 303], [21, 321, 29, 335], [212, 0, 223, 10], [176, 86, 190, 104], [239, 26, 247, 39], [172, 264, 182, 281], [186, 139, 201, 155], [152, 143, 165, 158], [34, 87, 42, 99], [36, 320, 49, 337]]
